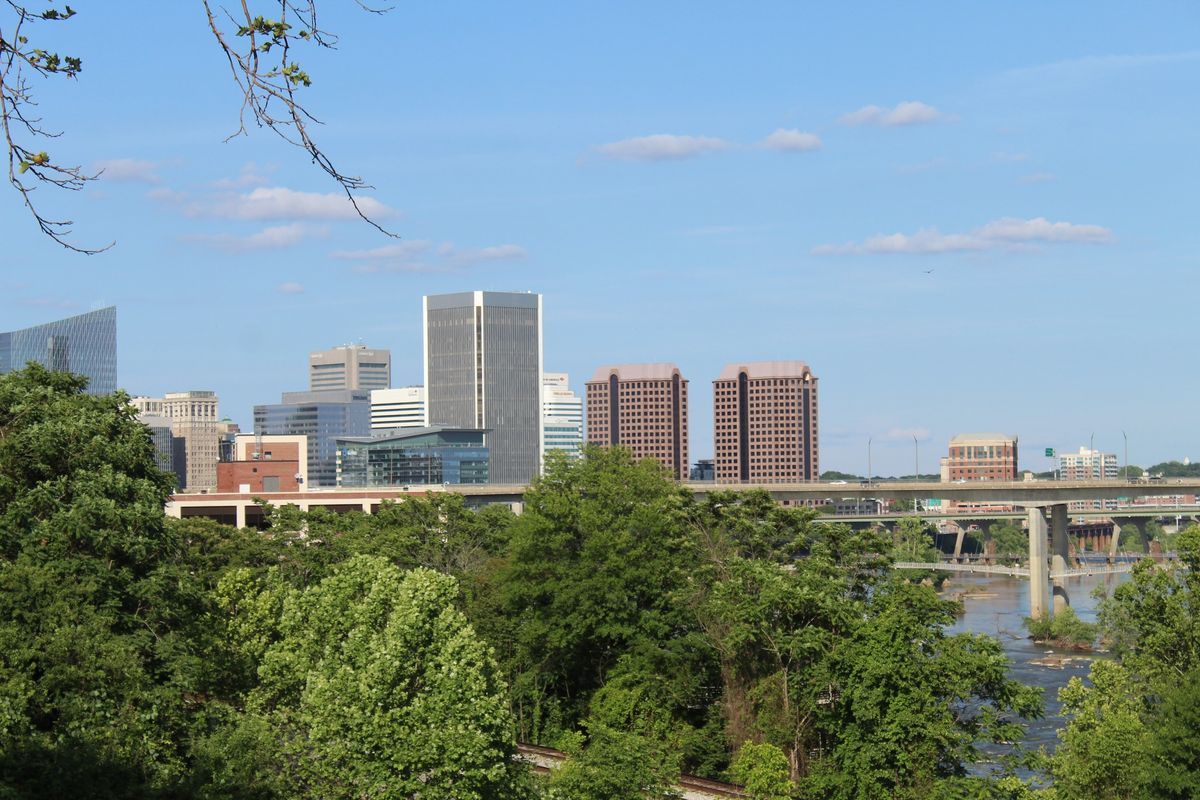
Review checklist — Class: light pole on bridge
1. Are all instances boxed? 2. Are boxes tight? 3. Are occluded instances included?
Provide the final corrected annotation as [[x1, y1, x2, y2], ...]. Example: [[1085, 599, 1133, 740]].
[[1122, 430, 1129, 481], [1090, 432, 1095, 481]]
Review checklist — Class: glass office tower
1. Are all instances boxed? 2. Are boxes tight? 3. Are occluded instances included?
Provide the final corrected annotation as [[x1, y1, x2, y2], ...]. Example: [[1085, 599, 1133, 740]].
[[254, 389, 371, 487], [0, 306, 117, 394], [423, 291, 543, 484]]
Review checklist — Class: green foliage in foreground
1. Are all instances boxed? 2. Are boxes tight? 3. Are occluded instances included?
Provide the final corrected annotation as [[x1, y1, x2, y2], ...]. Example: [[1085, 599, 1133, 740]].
[[1047, 525, 1200, 799], [0, 366, 1054, 798]]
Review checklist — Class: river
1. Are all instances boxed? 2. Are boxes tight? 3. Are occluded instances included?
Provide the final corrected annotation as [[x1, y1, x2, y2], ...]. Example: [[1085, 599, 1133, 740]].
[[946, 570, 1127, 755]]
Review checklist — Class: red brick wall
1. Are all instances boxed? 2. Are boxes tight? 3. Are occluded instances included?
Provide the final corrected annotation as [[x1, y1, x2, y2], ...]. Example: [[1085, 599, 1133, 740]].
[[217, 458, 301, 492]]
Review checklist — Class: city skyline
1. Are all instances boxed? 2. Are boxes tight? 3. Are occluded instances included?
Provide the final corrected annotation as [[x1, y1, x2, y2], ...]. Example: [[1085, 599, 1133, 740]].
[[2, 3, 1197, 474]]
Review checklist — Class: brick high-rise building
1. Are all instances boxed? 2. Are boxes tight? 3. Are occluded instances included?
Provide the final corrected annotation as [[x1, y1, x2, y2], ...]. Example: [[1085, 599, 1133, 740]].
[[940, 433, 1018, 482], [585, 363, 689, 480], [713, 360, 819, 484]]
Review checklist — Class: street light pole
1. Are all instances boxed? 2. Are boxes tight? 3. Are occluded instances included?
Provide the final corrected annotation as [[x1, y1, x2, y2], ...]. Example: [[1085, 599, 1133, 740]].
[[913, 434, 919, 480], [1090, 432, 1095, 481], [1122, 430, 1128, 481], [867, 437, 873, 486]]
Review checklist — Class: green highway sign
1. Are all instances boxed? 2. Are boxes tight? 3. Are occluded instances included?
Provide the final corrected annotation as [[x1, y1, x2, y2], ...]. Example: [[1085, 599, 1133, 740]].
[[1045, 448, 1055, 457]]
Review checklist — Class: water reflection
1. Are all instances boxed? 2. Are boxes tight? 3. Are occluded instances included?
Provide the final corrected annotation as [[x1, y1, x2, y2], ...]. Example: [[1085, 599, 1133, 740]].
[[946, 571, 1127, 753]]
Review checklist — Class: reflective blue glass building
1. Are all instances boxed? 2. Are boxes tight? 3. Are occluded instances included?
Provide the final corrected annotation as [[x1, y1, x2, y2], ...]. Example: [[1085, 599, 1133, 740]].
[[336, 427, 490, 487], [254, 389, 371, 487], [0, 306, 117, 395]]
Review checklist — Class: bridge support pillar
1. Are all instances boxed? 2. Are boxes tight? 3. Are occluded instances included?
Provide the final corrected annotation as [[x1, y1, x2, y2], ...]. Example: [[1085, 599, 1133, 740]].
[[1028, 507, 1049, 620], [1051, 504, 1071, 614], [235, 503, 247, 529], [953, 527, 966, 562], [1108, 522, 1122, 563]]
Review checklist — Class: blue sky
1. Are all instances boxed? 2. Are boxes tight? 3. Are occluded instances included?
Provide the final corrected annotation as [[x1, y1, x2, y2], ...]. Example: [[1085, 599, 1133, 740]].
[[2, 1, 1197, 474]]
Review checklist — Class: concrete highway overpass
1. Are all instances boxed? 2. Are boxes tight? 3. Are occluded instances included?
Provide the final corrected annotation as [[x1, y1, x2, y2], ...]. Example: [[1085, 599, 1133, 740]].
[[167, 479, 1200, 527]]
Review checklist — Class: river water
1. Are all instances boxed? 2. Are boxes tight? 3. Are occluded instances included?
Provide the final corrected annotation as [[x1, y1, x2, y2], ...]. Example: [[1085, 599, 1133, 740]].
[[946, 571, 1127, 755]]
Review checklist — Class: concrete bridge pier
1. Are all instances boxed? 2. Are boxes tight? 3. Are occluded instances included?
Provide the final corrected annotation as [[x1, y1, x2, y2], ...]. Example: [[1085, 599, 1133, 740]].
[[953, 527, 966, 561], [1050, 504, 1071, 614], [1028, 507, 1049, 620], [1108, 522, 1122, 563]]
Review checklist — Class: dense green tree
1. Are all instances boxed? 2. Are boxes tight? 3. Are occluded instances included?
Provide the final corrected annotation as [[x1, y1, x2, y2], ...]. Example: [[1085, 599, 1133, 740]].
[[1099, 526, 1200, 686], [987, 522, 1028, 557], [491, 447, 717, 751], [1141, 666, 1200, 799], [249, 556, 529, 799], [730, 742, 795, 800], [547, 722, 677, 800], [1050, 661, 1148, 800], [1145, 461, 1200, 478], [1050, 527, 1200, 799], [892, 516, 941, 562], [0, 365, 201, 796], [806, 582, 1041, 800]]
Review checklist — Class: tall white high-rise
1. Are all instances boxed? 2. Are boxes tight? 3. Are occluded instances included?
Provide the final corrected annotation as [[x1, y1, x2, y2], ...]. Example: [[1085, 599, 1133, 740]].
[[543, 372, 583, 460], [423, 291, 543, 484], [371, 386, 427, 430]]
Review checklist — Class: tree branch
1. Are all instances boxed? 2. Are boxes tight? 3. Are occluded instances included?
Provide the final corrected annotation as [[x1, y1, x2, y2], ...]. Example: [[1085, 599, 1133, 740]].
[[0, 2, 111, 253], [202, 0, 398, 237]]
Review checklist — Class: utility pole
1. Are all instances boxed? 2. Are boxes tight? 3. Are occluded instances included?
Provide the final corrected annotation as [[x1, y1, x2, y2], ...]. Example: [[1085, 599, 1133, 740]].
[[913, 434, 919, 481]]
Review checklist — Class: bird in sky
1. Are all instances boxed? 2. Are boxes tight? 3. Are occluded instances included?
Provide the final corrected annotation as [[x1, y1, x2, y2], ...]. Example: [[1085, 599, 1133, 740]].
[[923, 269, 934, 274]]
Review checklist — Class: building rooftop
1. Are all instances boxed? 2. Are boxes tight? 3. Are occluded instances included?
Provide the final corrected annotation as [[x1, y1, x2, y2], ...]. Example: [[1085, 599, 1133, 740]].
[[949, 433, 1017, 444], [337, 425, 488, 444], [588, 363, 683, 383], [715, 360, 814, 381]]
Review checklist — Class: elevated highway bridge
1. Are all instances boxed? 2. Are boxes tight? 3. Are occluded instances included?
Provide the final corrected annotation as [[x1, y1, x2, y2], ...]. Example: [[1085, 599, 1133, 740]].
[[168, 478, 1200, 620]]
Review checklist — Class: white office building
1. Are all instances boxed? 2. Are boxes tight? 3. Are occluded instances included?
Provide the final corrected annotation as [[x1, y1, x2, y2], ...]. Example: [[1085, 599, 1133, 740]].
[[1059, 447, 1119, 481], [543, 372, 583, 460], [371, 386, 427, 431], [1060, 446, 1119, 511]]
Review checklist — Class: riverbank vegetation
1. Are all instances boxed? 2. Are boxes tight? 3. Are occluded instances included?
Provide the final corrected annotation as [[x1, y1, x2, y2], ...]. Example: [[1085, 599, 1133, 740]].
[[1024, 607, 1098, 650]]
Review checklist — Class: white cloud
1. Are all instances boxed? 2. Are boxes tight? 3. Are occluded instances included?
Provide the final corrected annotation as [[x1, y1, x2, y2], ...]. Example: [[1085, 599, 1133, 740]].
[[993, 151, 1029, 162], [760, 129, 822, 152], [210, 162, 275, 189], [974, 217, 1111, 243], [278, 282, 305, 294], [93, 158, 161, 184], [448, 244, 528, 266], [330, 240, 433, 261], [839, 101, 948, 127], [595, 134, 730, 161], [813, 216, 1114, 255], [1000, 51, 1200, 84], [1018, 172, 1057, 185], [186, 223, 329, 252], [192, 186, 398, 221], [333, 240, 526, 273]]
